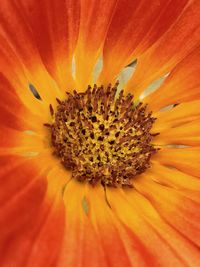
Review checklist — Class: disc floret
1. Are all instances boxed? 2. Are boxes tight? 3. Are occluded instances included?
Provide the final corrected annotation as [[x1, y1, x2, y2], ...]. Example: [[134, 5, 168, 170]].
[[48, 83, 158, 187]]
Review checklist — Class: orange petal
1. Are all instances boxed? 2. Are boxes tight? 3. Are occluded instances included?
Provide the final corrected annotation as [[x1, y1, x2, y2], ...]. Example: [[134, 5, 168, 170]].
[[149, 162, 200, 193], [75, 0, 117, 89], [0, 154, 65, 267], [107, 188, 200, 267], [0, 0, 79, 92], [57, 182, 108, 267], [134, 177, 200, 248], [99, 0, 188, 85], [0, 33, 61, 110], [58, 179, 200, 267], [17, 0, 80, 90], [87, 186, 155, 267], [154, 119, 200, 146], [153, 100, 200, 131], [0, 73, 48, 132], [0, 73, 51, 157], [125, 0, 200, 98], [0, 1, 73, 103], [153, 147, 200, 177], [58, 182, 156, 267], [144, 46, 200, 111]]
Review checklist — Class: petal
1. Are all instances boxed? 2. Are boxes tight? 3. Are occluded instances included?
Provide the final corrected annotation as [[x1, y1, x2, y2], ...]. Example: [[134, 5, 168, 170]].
[[0, 72, 52, 158], [57, 182, 108, 267], [144, 46, 200, 111], [149, 162, 200, 193], [87, 186, 154, 267], [75, 0, 117, 89], [58, 181, 156, 267], [153, 100, 200, 131], [125, 0, 200, 98], [57, 179, 200, 267], [107, 188, 200, 267], [0, 32, 61, 108], [134, 177, 200, 247], [58, 182, 155, 267], [0, 155, 45, 207], [154, 119, 200, 146], [153, 147, 200, 177], [0, 154, 66, 267], [0, 38, 49, 116], [17, 0, 80, 90], [0, 1, 71, 103], [0, 1, 39, 70], [99, 0, 189, 85], [0, 73, 47, 131]]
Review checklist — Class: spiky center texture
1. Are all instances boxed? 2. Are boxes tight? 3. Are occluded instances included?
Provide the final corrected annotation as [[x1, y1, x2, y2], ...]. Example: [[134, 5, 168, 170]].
[[48, 83, 158, 187]]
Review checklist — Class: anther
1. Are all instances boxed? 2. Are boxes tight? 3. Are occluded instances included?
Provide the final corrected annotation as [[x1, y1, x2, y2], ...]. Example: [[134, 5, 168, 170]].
[[43, 123, 51, 128], [56, 98, 62, 104], [47, 83, 159, 187], [49, 104, 54, 116]]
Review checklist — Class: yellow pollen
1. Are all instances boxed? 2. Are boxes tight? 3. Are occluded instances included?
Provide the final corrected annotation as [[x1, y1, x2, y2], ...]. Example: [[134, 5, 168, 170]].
[[45, 83, 159, 187]]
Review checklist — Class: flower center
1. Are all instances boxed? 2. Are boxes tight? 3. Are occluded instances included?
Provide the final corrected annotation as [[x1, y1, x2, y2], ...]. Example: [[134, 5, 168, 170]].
[[46, 83, 158, 187]]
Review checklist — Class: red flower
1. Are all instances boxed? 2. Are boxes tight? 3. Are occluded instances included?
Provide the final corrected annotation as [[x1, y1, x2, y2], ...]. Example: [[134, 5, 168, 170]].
[[0, 1, 200, 266]]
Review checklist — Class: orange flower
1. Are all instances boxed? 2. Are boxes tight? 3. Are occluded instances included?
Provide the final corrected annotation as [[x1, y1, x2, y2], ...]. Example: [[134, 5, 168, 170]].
[[0, 1, 200, 266]]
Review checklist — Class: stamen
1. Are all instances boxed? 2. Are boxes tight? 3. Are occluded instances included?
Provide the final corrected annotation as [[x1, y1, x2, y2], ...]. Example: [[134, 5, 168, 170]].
[[47, 83, 159, 187], [43, 123, 51, 128], [49, 104, 54, 117]]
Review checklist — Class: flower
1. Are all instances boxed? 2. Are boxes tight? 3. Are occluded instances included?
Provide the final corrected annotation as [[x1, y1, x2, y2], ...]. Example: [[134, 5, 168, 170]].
[[0, 0, 200, 266]]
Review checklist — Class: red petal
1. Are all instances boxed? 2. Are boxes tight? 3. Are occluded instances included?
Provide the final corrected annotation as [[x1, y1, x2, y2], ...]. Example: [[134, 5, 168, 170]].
[[0, 72, 49, 154], [134, 176, 200, 248], [0, 155, 65, 267], [17, 0, 80, 90], [0, 33, 59, 109], [0, 73, 44, 131], [57, 182, 157, 267], [125, 0, 200, 98], [108, 188, 200, 267], [99, 0, 188, 84], [144, 46, 200, 111], [75, 0, 117, 89]]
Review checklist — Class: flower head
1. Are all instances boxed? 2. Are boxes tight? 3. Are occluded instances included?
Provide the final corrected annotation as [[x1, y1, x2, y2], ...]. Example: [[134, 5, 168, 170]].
[[0, 0, 200, 266]]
